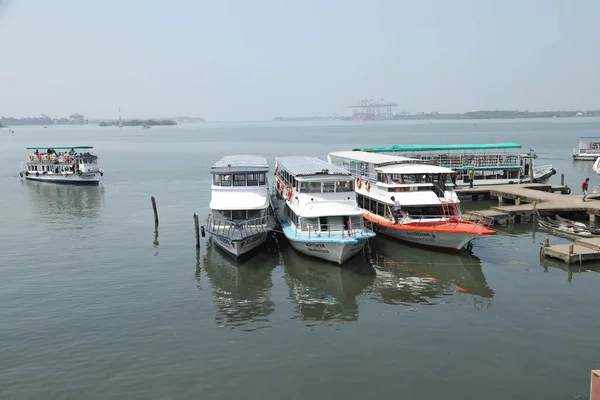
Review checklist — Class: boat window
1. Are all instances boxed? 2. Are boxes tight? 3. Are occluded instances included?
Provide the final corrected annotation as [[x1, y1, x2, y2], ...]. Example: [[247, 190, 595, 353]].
[[299, 217, 318, 232], [232, 210, 246, 220], [301, 182, 320, 193], [259, 173, 266, 185], [220, 174, 232, 186], [323, 181, 335, 193], [247, 173, 259, 186], [233, 174, 246, 186], [213, 210, 231, 220], [213, 175, 220, 186], [377, 202, 386, 217], [336, 180, 353, 192], [247, 209, 265, 221], [402, 174, 416, 184]]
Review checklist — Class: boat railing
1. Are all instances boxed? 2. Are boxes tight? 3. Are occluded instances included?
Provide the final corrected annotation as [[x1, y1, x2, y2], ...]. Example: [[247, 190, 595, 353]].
[[295, 219, 374, 239], [435, 155, 520, 169], [383, 206, 494, 230], [206, 215, 271, 238]]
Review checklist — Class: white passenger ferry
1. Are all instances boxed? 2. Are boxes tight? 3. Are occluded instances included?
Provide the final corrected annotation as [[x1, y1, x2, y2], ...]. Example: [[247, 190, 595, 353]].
[[271, 156, 375, 264], [328, 151, 496, 252], [20, 146, 104, 185], [573, 137, 600, 161], [352, 143, 556, 186], [206, 155, 275, 259]]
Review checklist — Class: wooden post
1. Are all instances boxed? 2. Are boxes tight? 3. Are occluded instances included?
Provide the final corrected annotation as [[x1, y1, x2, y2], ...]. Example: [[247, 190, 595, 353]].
[[516, 197, 521, 205], [544, 237, 550, 247], [532, 201, 537, 209], [529, 158, 534, 183], [560, 173, 565, 186], [591, 370, 600, 400], [194, 213, 200, 248], [151, 196, 159, 227], [569, 244, 574, 255]]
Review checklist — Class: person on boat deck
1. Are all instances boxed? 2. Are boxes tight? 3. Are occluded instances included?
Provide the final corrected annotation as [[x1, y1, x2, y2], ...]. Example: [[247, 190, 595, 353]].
[[69, 148, 75, 156], [467, 169, 474, 188], [390, 196, 406, 223], [34, 150, 39, 155], [582, 178, 590, 202], [451, 172, 457, 185]]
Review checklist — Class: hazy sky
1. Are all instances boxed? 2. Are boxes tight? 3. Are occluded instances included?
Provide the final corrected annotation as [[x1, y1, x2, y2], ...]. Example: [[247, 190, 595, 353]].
[[0, 0, 599, 121]]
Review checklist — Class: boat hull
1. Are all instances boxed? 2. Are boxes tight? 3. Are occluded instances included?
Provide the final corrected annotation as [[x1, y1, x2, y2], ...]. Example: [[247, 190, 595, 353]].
[[374, 224, 476, 252], [23, 172, 101, 185], [210, 232, 269, 259], [454, 170, 555, 187], [573, 154, 600, 161], [288, 238, 367, 264]]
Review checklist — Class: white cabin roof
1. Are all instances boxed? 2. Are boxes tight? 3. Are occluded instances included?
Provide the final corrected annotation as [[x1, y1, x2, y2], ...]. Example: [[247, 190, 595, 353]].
[[211, 155, 269, 172], [276, 156, 351, 177], [294, 200, 363, 218], [209, 190, 269, 210], [328, 151, 417, 165], [377, 164, 454, 174]]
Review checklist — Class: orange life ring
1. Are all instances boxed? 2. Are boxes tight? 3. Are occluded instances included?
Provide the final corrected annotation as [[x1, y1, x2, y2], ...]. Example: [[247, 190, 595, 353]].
[[29, 155, 34, 161], [287, 186, 293, 200], [356, 176, 362, 189], [366, 181, 371, 191]]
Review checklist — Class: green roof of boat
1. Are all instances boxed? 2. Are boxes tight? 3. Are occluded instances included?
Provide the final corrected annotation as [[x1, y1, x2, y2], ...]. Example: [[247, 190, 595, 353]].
[[352, 143, 522, 152], [26, 146, 94, 150]]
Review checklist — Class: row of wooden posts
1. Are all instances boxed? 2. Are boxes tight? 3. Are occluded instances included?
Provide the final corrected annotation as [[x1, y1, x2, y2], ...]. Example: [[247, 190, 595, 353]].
[[151, 196, 205, 249]]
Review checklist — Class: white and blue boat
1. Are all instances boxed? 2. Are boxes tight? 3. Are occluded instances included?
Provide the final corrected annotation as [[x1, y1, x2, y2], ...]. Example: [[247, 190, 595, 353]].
[[206, 155, 276, 259], [271, 156, 375, 264], [20, 146, 104, 185]]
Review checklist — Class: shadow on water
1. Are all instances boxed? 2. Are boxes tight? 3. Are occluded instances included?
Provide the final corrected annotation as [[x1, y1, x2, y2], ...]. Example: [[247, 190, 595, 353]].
[[24, 180, 105, 224], [201, 237, 279, 331], [367, 237, 494, 309], [278, 236, 375, 323]]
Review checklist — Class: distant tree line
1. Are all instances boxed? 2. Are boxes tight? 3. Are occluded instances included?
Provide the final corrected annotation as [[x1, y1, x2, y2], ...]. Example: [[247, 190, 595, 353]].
[[99, 119, 177, 127], [1, 114, 89, 126]]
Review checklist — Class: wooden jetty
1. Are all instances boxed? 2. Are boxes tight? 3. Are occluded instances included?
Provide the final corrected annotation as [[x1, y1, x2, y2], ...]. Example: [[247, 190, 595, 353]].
[[457, 183, 600, 224], [541, 236, 600, 264]]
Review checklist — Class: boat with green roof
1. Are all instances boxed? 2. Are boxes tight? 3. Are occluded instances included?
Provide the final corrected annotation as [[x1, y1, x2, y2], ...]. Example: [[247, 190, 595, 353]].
[[351, 143, 556, 187], [20, 146, 104, 185]]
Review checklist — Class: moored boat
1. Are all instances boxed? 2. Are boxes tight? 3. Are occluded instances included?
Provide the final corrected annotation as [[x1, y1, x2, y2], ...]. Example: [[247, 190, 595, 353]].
[[271, 156, 376, 264], [206, 155, 275, 259], [328, 151, 496, 252], [20, 146, 104, 185], [352, 143, 556, 186], [573, 137, 600, 161]]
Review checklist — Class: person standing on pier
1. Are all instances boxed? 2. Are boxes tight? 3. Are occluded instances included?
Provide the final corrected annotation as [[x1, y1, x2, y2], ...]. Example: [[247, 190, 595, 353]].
[[582, 178, 590, 202], [468, 169, 474, 188]]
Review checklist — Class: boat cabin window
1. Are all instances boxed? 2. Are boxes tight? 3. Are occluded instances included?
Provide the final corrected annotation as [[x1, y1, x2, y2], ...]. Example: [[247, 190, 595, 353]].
[[300, 181, 322, 193], [336, 180, 353, 192], [232, 210, 246, 220], [323, 182, 335, 193], [233, 174, 246, 186], [213, 209, 267, 222], [299, 179, 353, 193], [213, 173, 266, 186], [220, 175, 232, 186]]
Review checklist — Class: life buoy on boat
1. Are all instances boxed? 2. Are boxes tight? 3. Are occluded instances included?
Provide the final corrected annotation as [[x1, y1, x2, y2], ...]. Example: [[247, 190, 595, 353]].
[[29, 155, 34, 161], [287, 185, 293, 200], [356, 176, 362, 189], [25, 171, 29, 177], [366, 180, 371, 191]]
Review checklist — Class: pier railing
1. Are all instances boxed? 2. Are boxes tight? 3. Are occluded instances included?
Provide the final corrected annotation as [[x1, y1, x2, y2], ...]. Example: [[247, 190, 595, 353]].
[[206, 215, 271, 239]]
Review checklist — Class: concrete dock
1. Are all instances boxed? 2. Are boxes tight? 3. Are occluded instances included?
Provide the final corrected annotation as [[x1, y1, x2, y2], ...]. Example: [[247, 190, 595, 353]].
[[458, 183, 600, 224], [541, 237, 600, 264]]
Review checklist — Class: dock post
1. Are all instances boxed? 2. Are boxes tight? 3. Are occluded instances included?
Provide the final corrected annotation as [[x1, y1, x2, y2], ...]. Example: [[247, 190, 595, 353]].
[[560, 173, 565, 186], [532, 201, 537, 210], [498, 196, 503, 204], [151, 196, 159, 227], [591, 370, 600, 400], [568, 244, 574, 255], [590, 214, 596, 223], [544, 237, 550, 247], [194, 213, 200, 248], [516, 197, 521, 205]]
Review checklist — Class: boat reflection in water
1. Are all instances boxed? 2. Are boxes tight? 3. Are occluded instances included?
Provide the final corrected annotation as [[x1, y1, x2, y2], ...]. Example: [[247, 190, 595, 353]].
[[203, 237, 278, 330], [282, 244, 375, 322], [25, 180, 105, 224], [369, 238, 494, 307]]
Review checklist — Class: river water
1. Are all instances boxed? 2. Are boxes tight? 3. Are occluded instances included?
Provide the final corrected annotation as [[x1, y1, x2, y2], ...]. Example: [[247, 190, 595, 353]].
[[0, 119, 599, 399]]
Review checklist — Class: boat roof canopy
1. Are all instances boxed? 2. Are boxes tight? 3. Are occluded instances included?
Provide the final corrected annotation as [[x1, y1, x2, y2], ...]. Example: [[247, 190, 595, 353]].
[[329, 151, 418, 165], [26, 146, 94, 150], [377, 164, 454, 174], [352, 143, 522, 152], [211, 155, 269, 173], [276, 156, 351, 177]]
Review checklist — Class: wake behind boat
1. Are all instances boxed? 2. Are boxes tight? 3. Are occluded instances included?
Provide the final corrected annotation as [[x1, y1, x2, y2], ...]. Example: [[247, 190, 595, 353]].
[[206, 155, 276, 259], [20, 146, 104, 185], [271, 156, 375, 264], [328, 151, 496, 252]]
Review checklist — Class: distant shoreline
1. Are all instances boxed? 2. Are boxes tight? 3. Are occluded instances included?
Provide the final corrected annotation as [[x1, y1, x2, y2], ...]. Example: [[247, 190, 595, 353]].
[[274, 110, 600, 122], [99, 119, 177, 127]]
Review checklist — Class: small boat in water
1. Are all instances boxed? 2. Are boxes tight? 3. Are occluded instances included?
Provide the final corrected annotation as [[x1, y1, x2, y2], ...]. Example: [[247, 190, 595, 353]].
[[573, 136, 600, 161], [328, 151, 496, 252], [206, 155, 275, 259], [271, 156, 376, 264], [20, 146, 104, 185], [351, 143, 556, 186]]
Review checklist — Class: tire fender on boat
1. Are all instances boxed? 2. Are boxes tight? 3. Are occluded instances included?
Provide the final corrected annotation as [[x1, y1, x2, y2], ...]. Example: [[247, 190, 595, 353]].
[[19, 172, 23, 178], [356, 176, 362, 189], [366, 180, 371, 191], [25, 171, 29, 177], [36, 172, 39, 177], [566, 187, 571, 194]]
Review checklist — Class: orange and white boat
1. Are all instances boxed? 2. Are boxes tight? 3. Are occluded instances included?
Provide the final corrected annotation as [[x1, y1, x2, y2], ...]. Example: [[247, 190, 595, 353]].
[[327, 151, 496, 252]]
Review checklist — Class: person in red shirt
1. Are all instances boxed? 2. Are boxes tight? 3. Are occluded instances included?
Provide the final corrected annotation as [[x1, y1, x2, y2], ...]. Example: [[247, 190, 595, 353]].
[[582, 178, 590, 202]]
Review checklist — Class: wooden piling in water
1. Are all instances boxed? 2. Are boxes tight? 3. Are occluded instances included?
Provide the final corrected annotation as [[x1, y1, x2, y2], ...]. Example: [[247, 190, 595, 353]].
[[151, 196, 159, 227], [194, 213, 200, 248], [568, 244, 574, 255], [544, 237, 550, 247], [560, 173, 565, 186]]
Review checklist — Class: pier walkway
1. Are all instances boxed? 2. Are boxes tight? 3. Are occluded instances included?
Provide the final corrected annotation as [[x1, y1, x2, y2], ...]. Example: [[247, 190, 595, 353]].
[[456, 183, 600, 224]]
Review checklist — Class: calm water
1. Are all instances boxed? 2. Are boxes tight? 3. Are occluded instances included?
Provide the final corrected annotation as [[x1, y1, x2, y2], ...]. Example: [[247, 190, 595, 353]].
[[1, 119, 599, 400]]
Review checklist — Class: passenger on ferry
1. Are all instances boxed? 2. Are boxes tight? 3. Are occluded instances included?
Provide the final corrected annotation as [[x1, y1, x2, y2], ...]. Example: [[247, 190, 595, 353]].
[[390, 196, 406, 223]]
